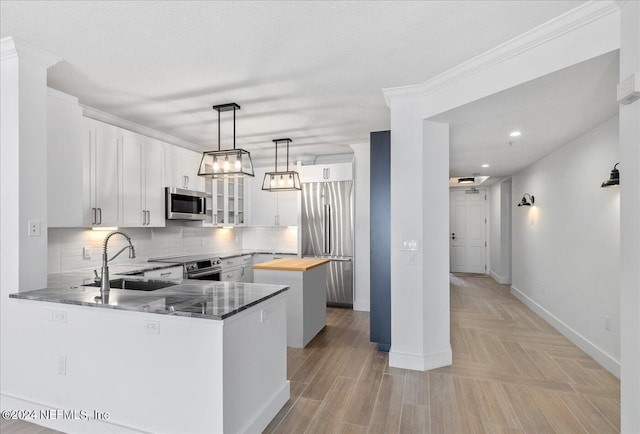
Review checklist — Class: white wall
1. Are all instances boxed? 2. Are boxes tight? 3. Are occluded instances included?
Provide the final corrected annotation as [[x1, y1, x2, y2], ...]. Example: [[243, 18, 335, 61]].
[[511, 115, 620, 375], [350, 143, 371, 312], [489, 179, 512, 284], [619, 1, 640, 431]]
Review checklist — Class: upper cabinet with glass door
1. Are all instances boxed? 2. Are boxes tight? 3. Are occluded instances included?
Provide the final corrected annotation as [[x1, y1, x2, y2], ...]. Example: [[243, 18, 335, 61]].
[[201, 176, 245, 226]]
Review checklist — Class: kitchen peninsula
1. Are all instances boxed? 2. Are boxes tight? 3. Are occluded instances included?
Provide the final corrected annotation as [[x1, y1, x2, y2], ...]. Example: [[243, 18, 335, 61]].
[[254, 257, 329, 348], [5, 276, 289, 434]]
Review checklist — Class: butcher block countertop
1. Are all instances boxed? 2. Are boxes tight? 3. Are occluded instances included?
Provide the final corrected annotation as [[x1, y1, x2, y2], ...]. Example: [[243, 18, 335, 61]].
[[253, 258, 330, 272]]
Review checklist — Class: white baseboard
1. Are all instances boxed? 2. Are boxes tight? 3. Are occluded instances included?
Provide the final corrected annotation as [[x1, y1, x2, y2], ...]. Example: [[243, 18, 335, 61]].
[[0, 393, 144, 433], [353, 300, 370, 312], [241, 381, 290, 434], [490, 269, 511, 284], [510, 285, 620, 378], [389, 347, 452, 371]]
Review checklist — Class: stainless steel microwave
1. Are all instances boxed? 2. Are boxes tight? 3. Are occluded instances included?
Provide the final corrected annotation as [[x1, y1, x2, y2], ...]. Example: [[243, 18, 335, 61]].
[[165, 187, 207, 220]]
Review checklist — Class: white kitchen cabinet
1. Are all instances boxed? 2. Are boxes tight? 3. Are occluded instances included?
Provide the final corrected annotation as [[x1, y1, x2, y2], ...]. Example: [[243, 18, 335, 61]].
[[47, 89, 84, 227], [220, 268, 240, 282], [121, 131, 165, 227], [204, 177, 246, 226], [299, 162, 352, 183], [248, 167, 300, 226], [143, 266, 183, 279], [83, 117, 121, 227], [164, 144, 205, 192]]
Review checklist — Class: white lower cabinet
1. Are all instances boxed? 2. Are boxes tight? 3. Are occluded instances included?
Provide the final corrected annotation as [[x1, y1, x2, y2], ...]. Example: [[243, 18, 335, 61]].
[[220, 255, 253, 282], [143, 266, 184, 279]]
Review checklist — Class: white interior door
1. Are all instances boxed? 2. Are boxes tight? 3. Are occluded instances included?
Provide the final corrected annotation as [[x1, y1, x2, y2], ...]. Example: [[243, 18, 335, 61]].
[[450, 189, 487, 274]]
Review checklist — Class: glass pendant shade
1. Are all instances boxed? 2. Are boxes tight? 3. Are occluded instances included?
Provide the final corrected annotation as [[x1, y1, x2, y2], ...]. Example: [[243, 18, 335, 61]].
[[198, 103, 254, 179], [601, 163, 620, 188], [198, 149, 254, 179], [261, 138, 302, 191]]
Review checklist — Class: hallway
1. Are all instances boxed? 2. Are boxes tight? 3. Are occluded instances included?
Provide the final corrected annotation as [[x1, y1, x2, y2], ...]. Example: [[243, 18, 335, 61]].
[[265, 274, 620, 433]]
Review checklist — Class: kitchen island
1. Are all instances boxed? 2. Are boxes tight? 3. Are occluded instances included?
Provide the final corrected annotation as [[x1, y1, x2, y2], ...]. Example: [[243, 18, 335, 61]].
[[254, 258, 330, 348], [4, 276, 289, 434]]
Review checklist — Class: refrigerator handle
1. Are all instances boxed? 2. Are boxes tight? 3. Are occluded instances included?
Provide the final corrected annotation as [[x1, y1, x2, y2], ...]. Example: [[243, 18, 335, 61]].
[[323, 203, 330, 254], [327, 203, 331, 253]]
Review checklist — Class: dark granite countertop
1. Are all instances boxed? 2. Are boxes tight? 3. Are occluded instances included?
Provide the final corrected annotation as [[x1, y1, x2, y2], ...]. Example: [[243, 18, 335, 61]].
[[9, 275, 288, 321]]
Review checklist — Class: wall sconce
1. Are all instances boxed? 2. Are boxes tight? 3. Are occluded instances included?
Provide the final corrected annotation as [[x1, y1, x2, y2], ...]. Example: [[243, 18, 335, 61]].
[[601, 163, 620, 188], [517, 193, 535, 207]]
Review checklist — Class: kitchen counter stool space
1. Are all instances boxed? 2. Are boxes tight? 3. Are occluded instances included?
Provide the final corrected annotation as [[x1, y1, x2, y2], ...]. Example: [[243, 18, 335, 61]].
[[253, 258, 330, 348]]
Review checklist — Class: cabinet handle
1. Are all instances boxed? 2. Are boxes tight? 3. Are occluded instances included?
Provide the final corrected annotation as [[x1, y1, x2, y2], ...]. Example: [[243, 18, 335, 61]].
[[147, 210, 151, 225], [185, 175, 189, 189], [98, 208, 102, 225], [160, 272, 171, 277], [142, 210, 146, 225], [327, 168, 330, 179], [92, 208, 97, 225]]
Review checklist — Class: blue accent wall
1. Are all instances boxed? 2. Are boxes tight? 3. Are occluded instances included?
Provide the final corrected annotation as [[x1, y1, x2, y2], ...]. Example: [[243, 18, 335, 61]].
[[370, 130, 391, 352]]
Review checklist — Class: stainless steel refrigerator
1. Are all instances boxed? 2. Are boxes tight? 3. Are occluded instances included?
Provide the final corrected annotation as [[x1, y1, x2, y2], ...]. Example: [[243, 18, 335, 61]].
[[301, 181, 354, 307]]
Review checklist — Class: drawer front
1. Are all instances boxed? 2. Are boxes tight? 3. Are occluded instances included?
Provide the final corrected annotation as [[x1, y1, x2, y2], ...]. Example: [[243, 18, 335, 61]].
[[143, 265, 184, 279], [222, 256, 242, 269], [220, 268, 240, 282]]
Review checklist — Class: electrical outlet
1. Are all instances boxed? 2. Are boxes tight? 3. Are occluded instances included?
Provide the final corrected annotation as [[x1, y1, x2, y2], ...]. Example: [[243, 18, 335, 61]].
[[83, 246, 91, 259], [144, 321, 160, 334], [406, 252, 415, 265], [261, 309, 270, 323], [57, 356, 66, 375], [28, 220, 41, 237]]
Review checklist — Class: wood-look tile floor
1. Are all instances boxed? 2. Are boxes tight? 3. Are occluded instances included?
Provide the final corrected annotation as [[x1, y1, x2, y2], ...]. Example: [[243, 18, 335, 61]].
[[264, 274, 620, 434], [1, 274, 620, 434]]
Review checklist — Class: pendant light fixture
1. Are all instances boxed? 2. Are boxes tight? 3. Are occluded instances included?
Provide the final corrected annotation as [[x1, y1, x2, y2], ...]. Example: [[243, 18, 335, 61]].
[[198, 103, 254, 179], [261, 138, 301, 191], [601, 162, 620, 188]]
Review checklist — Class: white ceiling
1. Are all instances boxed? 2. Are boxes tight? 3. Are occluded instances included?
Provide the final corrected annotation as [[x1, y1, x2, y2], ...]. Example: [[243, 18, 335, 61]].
[[1, 0, 587, 165], [434, 50, 619, 180]]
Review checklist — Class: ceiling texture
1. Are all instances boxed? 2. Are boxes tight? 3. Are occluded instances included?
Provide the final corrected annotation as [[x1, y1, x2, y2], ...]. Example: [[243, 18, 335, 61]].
[[2, 0, 603, 172]]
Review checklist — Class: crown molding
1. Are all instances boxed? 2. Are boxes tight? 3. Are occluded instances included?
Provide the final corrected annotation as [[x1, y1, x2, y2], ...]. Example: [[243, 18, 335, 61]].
[[0, 37, 60, 67], [382, 0, 620, 105], [81, 104, 203, 152]]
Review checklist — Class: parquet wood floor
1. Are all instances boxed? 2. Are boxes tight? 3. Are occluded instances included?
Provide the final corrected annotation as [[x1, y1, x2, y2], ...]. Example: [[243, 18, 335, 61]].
[[264, 274, 620, 433], [1, 274, 620, 433]]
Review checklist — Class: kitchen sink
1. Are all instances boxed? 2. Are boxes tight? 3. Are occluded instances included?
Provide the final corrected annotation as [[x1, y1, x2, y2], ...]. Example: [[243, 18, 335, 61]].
[[82, 278, 177, 291]]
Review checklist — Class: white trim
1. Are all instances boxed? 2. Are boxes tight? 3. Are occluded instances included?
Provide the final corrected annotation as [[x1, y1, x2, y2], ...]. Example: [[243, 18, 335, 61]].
[[382, 1, 620, 104], [353, 300, 370, 312], [47, 87, 79, 105], [490, 270, 510, 285], [0, 393, 147, 433], [0, 37, 60, 67], [389, 347, 452, 371], [239, 381, 290, 434], [511, 285, 620, 378], [81, 105, 202, 152]]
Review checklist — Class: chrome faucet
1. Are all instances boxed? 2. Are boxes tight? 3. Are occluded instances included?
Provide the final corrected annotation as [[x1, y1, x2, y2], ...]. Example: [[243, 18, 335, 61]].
[[97, 230, 136, 303]]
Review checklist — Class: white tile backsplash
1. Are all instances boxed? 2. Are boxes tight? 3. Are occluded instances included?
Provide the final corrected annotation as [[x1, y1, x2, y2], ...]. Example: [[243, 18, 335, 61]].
[[48, 225, 297, 273]]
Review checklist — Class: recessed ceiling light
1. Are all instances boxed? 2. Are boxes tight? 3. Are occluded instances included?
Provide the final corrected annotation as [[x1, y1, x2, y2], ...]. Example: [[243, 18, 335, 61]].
[[481, 164, 490, 168], [510, 131, 521, 137]]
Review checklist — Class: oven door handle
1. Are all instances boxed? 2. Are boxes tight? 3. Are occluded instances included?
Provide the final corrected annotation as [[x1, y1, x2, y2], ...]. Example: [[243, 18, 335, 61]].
[[186, 269, 222, 279]]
